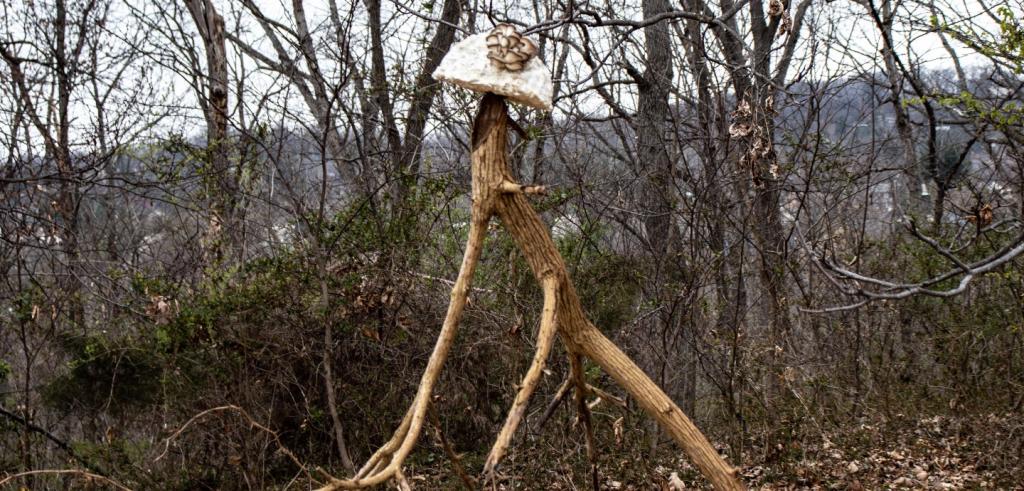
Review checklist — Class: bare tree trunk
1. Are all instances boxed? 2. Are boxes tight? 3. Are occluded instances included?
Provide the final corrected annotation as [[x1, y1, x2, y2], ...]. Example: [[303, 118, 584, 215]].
[[869, 0, 940, 223], [679, 1, 751, 458], [366, 0, 463, 205], [747, 78, 791, 401], [364, 0, 403, 174], [635, 0, 676, 262], [52, 0, 84, 329], [877, 0, 926, 219], [185, 0, 236, 264], [632, 0, 698, 455], [394, 0, 462, 187], [1, 0, 86, 328]]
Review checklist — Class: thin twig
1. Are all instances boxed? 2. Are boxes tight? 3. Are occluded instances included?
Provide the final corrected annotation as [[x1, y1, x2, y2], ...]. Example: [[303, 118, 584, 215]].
[[0, 405, 106, 475], [570, 354, 600, 491], [536, 375, 573, 430], [428, 406, 476, 491], [0, 469, 132, 490], [156, 405, 312, 482]]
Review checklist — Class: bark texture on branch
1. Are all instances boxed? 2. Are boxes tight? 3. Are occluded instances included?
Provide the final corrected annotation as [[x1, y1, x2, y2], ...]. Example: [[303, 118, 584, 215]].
[[481, 96, 744, 491]]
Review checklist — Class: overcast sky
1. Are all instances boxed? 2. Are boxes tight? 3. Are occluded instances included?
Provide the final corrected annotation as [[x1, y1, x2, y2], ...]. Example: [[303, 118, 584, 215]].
[[0, 0, 1012, 156]]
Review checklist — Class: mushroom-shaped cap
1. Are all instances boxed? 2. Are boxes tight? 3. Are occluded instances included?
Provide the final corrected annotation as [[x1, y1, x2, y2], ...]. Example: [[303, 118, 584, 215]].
[[432, 25, 553, 111]]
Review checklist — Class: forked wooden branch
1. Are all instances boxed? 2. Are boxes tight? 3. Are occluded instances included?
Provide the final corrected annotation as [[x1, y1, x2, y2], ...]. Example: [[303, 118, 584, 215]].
[[318, 94, 744, 490], [483, 275, 559, 476]]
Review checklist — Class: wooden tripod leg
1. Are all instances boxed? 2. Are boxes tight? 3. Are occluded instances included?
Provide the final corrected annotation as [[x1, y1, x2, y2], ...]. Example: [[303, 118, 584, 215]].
[[483, 275, 560, 476], [477, 93, 745, 490], [318, 210, 492, 490], [320, 93, 744, 490]]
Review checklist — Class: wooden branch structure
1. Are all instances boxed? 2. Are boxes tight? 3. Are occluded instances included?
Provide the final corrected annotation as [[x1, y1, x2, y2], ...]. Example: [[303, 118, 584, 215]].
[[317, 94, 744, 490]]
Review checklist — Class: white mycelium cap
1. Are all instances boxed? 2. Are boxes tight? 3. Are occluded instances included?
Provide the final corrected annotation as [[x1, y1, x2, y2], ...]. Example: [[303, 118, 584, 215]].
[[432, 24, 553, 111]]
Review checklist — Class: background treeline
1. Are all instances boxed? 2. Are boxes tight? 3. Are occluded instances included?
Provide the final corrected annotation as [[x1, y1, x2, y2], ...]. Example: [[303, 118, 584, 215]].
[[1, 0, 1022, 488]]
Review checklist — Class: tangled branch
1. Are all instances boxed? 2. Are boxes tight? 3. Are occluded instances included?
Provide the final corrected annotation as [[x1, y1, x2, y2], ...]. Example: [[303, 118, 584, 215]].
[[800, 220, 1024, 313]]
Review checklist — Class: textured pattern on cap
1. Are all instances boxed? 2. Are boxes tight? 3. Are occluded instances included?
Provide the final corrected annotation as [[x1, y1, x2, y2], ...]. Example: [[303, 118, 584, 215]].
[[485, 24, 538, 72]]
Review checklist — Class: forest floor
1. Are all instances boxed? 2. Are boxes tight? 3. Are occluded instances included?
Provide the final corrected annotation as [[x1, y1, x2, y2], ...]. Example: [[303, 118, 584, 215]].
[[641, 412, 1022, 490], [404, 411, 1023, 489]]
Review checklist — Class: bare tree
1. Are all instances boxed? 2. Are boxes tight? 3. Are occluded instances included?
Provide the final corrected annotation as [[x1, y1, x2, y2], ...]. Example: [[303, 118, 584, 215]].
[[183, 0, 238, 263]]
